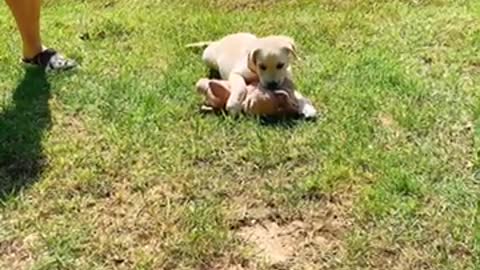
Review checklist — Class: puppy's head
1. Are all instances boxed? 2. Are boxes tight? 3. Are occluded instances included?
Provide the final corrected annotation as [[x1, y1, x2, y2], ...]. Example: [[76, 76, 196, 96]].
[[248, 35, 297, 90]]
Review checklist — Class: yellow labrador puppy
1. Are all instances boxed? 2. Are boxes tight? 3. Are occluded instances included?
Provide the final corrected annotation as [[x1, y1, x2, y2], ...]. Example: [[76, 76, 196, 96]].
[[188, 32, 317, 118]]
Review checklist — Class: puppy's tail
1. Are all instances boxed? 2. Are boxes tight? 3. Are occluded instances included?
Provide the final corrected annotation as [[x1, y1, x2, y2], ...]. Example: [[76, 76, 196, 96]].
[[185, 41, 213, 49]]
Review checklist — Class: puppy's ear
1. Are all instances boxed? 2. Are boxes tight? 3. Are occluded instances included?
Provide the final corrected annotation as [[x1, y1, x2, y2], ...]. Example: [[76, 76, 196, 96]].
[[282, 37, 297, 60], [271, 35, 297, 59], [247, 48, 261, 72]]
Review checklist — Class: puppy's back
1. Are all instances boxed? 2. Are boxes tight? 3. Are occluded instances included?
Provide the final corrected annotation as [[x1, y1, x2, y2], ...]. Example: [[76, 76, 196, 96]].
[[203, 33, 258, 79]]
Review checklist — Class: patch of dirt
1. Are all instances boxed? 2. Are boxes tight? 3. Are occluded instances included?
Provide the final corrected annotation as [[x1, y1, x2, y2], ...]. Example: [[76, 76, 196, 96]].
[[430, 119, 475, 174], [52, 111, 90, 139], [207, 255, 253, 270], [377, 113, 397, 129], [0, 238, 33, 270], [376, 112, 403, 136], [467, 62, 480, 73], [375, 112, 407, 150], [232, 192, 352, 268], [237, 220, 302, 265]]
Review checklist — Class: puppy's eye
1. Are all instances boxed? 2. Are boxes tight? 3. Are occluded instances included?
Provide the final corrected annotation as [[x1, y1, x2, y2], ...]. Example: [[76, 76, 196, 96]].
[[259, 64, 267, 71], [276, 63, 285, 69]]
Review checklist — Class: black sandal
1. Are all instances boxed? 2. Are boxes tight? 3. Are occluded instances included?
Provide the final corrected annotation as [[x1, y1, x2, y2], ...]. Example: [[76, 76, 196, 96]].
[[22, 48, 77, 72]]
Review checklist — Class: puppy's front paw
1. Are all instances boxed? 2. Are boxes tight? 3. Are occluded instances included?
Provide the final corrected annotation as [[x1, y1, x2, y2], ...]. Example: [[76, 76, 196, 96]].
[[195, 78, 210, 94], [301, 103, 317, 119], [225, 101, 242, 115]]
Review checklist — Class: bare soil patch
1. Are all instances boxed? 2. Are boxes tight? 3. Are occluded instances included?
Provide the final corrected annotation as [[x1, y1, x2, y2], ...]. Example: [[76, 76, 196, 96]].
[[232, 192, 353, 268]]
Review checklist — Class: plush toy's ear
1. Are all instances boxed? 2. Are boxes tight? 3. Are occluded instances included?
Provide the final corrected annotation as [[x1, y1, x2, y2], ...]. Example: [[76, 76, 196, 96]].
[[273, 90, 291, 102], [247, 48, 261, 72], [208, 81, 230, 101], [274, 90, 299, 110]]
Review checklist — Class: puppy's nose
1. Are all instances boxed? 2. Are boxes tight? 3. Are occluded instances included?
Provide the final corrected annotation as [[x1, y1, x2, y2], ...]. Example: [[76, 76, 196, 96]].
[[266, 81, 279, 90]]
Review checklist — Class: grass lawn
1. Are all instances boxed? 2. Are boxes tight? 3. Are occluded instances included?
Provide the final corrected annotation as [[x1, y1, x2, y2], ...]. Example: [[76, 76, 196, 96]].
[[1, 0, 480, 269]]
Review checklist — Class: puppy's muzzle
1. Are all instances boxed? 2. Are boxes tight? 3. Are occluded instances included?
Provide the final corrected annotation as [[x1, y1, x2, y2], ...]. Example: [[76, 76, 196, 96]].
[[265, 81, 279, 90]]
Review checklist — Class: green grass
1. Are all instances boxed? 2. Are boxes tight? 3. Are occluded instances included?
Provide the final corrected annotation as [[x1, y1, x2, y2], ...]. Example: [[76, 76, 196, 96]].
[[1, 0, 480, 269]]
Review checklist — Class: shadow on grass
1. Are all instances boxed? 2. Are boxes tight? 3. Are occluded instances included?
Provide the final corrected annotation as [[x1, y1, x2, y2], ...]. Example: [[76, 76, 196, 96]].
[[257, 115, 310, 128], [0, 68, 51, 201], [198, 106, 310, 128]]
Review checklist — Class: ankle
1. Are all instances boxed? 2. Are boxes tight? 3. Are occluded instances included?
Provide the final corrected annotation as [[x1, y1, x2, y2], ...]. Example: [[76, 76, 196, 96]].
[[23, 45, 45, 59]]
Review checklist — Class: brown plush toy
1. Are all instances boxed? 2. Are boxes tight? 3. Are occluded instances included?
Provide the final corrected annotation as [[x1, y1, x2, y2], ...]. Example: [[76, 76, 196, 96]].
[[195, 78, 300, 117]]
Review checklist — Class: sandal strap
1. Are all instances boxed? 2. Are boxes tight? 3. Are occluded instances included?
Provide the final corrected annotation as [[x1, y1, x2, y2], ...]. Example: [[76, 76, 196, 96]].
[[22, 48, 58, 67]]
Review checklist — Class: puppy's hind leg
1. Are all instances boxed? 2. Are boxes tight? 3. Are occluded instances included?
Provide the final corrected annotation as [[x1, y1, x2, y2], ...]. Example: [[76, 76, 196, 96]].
[[200, 42, 222, 79], [201, 42, 219, 70]]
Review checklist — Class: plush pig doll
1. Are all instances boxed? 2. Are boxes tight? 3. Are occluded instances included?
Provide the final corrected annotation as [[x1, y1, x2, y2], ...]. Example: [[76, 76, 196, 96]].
[[195, 78, 301, 117]]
